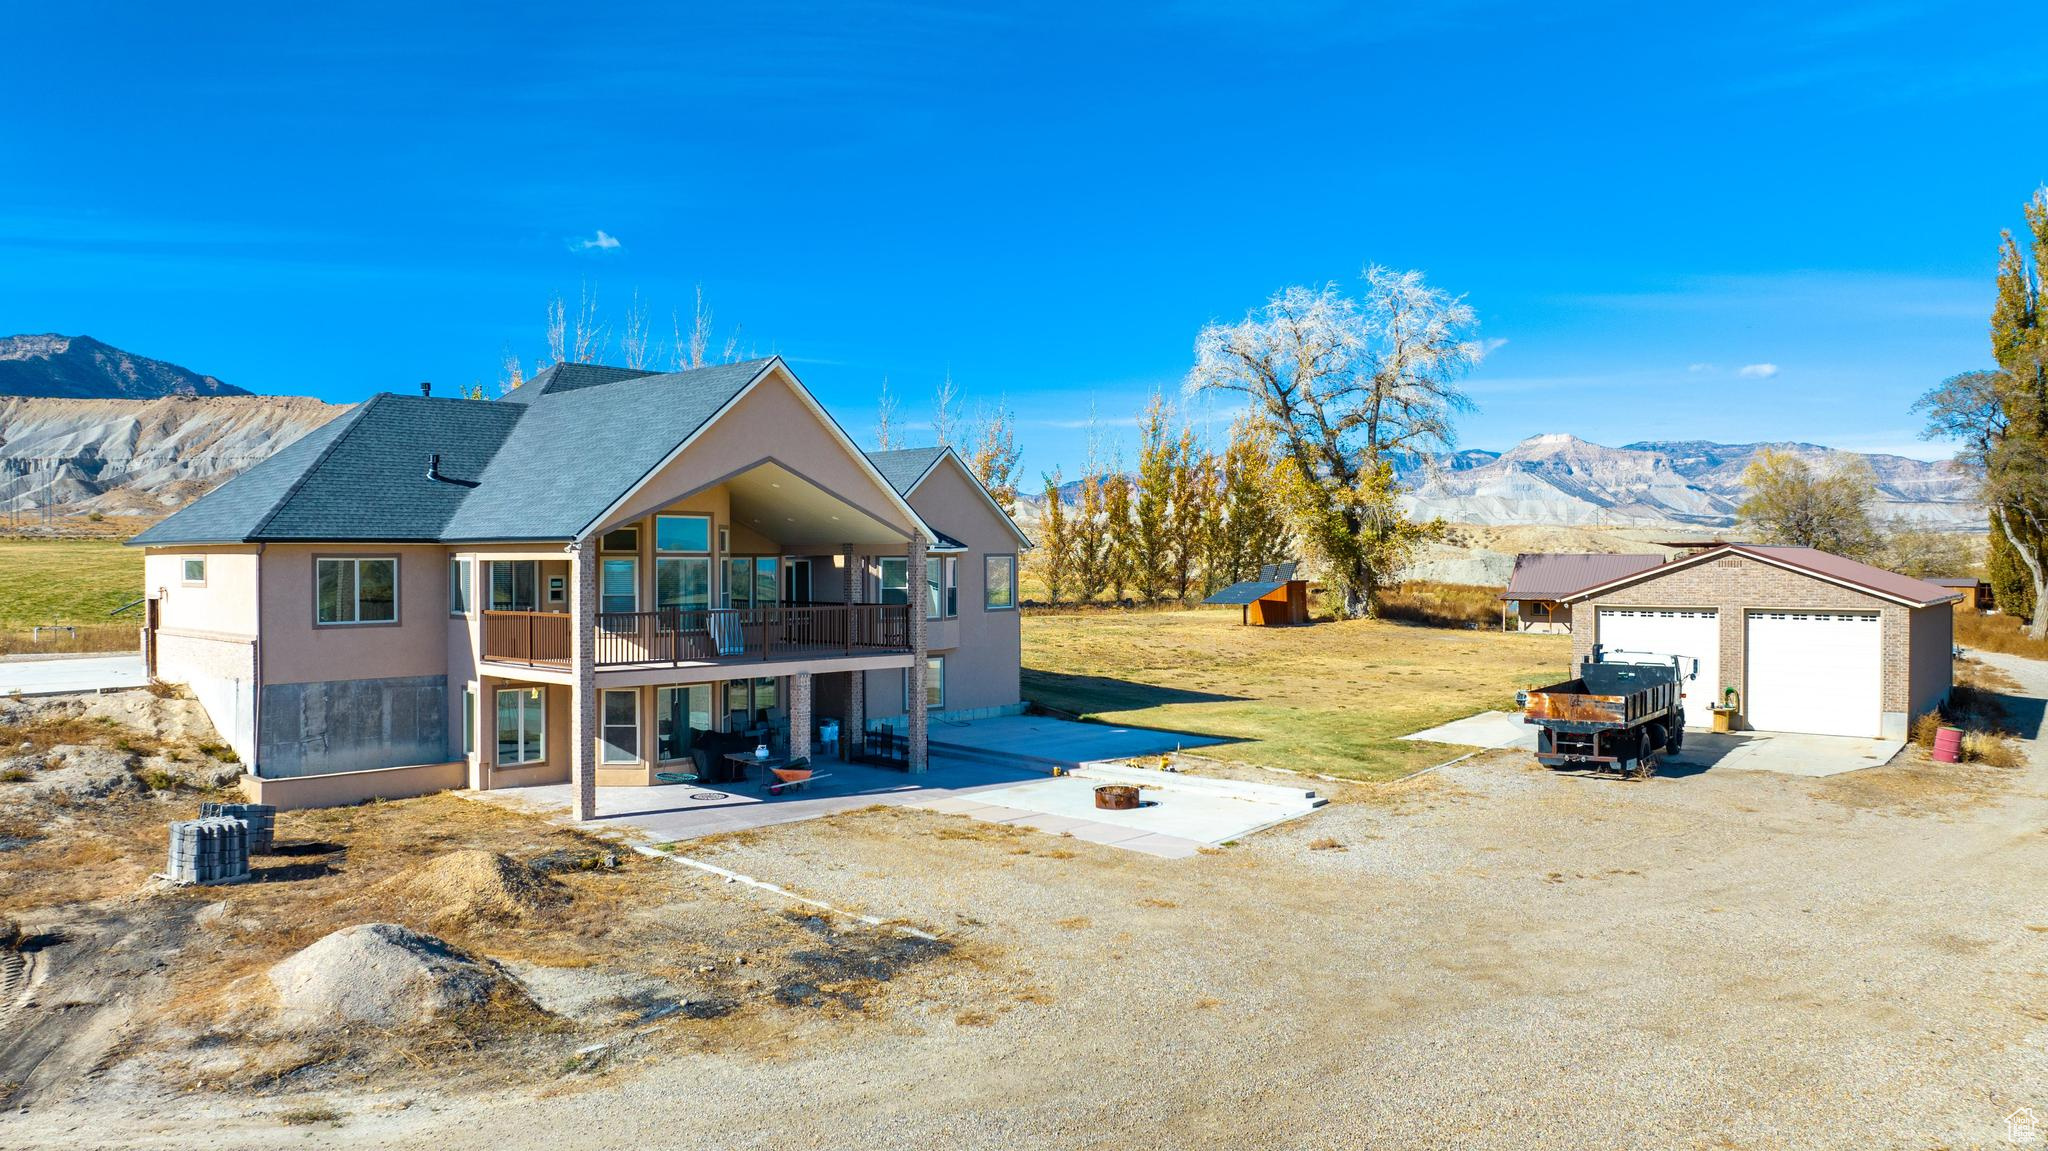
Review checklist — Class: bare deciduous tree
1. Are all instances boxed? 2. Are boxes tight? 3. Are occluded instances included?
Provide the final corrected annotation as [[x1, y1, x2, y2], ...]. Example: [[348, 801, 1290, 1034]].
[[932, 372, 961, 448], [874, 377, 900, 450], [620, 288, 652, 370], [1187, 265, 1484, 615]]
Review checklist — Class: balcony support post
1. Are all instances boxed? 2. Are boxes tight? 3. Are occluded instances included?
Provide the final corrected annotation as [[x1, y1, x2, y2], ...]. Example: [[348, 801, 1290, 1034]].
[[906, 533, 928, 774], [842, 544, 863, 760], [789, 671, 813, 761], [568, 537, 598, 822]]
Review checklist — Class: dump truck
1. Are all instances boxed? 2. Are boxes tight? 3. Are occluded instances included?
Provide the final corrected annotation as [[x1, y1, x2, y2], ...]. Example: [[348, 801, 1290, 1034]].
[[1518, 647, 1696, 777]]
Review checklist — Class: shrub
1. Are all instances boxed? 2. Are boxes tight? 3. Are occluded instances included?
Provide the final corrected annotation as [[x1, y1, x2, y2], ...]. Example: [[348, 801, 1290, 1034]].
[[1374, 582, 1502, 629], [1911, 711, 1944, 749], [1962, 732, 2027, 769]]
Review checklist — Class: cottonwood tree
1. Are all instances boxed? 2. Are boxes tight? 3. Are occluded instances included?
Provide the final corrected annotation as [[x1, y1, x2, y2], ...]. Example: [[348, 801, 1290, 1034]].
[[1736, 449, 1882, 558], [1128, 395, 1181, 602], [1072, 444, 1114, 603], [1101, 457, 1135, 603], [965, 397, 1022, 515], [1918, 188, 2048, 635], [1187, 266, 1483, 616], [1203, 416, 1292, 592], [874, 377, 901, 450], [932, 373, 961, 448], [1878, 520, 1973, 580], [1028, 468, 1077, 605], [671, 285, 741, 370], [1167, 423, 1211, 602], [620, 288, 652, 370]]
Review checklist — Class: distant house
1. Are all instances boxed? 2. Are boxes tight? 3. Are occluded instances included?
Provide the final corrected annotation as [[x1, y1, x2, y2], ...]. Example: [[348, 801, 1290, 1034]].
[[1500, 554, 1664, 633], [128, 357, 1030, 818], [1926, 577, 1993, 612]]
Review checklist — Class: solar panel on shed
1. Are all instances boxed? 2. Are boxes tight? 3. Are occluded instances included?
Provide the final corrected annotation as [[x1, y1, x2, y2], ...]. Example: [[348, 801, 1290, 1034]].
[[1203, 580, 1287, 605]]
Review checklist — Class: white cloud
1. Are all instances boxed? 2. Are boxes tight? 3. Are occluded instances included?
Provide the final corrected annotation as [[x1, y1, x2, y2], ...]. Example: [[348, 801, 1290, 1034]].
[[1482, 337, 1510, 353], [573, 230, 622, 252], [1687, 362, 1715, 373], [1738, 363, 1779, 379]]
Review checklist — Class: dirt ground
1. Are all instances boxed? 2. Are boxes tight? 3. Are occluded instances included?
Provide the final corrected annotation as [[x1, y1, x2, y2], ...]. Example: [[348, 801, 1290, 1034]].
[[7, 654, 2048, 1150]]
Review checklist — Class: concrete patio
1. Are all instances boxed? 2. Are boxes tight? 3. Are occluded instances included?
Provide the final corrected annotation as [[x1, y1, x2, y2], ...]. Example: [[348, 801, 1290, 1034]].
[[0, 653, 148, 696], [465, 753, 1046, 842]]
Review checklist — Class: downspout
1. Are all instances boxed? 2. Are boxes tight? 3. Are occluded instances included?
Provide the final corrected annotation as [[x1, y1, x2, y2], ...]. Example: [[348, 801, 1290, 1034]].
[[251, 542, 264, 780]]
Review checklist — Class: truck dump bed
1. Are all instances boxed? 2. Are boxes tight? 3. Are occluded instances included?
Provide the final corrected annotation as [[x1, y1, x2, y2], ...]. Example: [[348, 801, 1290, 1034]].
[[1523, 662, 1679, 729]]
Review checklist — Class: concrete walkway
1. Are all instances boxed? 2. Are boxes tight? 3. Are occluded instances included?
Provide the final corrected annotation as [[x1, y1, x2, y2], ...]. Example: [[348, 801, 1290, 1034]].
[[0, 653, 147, 696], [1398, 709, 1536, 751]]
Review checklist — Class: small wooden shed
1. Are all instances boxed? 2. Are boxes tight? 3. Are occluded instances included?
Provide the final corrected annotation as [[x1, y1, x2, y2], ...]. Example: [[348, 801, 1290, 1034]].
[[1203, 563, 1310, 626], [1927, 577, 1993, 612]]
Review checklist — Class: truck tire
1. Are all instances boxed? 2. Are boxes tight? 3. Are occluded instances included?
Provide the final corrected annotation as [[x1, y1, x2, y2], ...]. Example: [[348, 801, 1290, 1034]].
[[1666, 722, 1684, 754], [1634, 731, 1656, 779]]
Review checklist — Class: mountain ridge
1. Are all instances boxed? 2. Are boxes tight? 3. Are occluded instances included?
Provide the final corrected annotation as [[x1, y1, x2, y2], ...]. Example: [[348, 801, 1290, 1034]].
[[0, 334, 250, 399]]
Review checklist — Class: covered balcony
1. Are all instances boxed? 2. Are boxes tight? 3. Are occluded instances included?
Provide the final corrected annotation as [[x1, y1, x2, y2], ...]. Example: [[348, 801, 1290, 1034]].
[[483, 602, 912, 669]]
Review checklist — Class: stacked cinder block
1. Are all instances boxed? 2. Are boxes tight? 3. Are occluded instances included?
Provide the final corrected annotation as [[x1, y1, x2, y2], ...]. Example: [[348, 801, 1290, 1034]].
[[200, 802, 276, 853], [165, 817, 250, 885]]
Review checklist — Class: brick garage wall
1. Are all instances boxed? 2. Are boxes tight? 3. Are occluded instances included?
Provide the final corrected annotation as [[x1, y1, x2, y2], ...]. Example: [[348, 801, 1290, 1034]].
[[1568, 553, 1914, 716]]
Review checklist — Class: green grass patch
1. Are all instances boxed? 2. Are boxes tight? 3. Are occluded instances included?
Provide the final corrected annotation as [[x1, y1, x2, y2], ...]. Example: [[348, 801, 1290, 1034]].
[[0, 539, 143, 629], [1022, 608, 1570, 782]]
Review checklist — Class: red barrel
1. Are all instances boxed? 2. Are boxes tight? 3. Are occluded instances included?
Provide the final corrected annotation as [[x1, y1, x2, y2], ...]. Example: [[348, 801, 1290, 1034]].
[[1932, 726, 1963, 763]]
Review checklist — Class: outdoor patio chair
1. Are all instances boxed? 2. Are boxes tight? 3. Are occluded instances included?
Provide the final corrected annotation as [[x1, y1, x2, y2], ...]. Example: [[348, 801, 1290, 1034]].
[[707, 609, 745, 656]]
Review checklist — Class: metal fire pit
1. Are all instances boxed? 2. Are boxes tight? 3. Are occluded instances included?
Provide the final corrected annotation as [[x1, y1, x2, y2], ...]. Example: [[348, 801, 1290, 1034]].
[[1094, 784, 1142, 811]]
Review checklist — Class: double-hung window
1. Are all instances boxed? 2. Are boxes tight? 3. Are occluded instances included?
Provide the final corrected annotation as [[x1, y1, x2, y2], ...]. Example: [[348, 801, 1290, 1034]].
[[495, 687, 545, 765], [601, 558, 638, 615], [984, 554, 1017, 611], [654, 514, 712, 619], [944, 557, 958, 617], [491, 560, 538, 612], [601, 689, 640, 763], [449, 557, 471, 616], [925, 557, 943, 620], [879, 557, 910, 606], [462, 687, 476, 757], [316, 557, 397, 625]]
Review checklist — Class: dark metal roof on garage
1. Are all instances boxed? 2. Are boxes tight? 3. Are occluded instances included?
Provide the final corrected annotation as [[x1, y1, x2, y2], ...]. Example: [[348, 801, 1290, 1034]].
[[1558, 543, 1961, 608], [1502, 553, 1666, 601]]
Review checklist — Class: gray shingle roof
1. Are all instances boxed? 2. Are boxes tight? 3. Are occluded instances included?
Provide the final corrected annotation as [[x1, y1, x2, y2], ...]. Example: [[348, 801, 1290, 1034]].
[[443, 359, 771, 541], [864, 446, 946, 495], [132, 359, 776, 546], [129, 395, 525, 545]]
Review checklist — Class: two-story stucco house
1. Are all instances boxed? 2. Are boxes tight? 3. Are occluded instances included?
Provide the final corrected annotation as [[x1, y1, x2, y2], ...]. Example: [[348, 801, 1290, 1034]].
[[128, 357, 1030, 819]]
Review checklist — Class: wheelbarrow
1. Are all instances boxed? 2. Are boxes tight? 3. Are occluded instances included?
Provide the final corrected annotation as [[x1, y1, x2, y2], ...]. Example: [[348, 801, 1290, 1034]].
[[764, 758, 829, 796]]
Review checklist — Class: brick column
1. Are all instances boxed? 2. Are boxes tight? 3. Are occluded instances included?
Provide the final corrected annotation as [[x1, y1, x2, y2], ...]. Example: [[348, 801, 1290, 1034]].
[[906, 533, 928, 774], [569, 537, 598, 821], [789, 671, 813, 761], [843, 545, 863, 762]]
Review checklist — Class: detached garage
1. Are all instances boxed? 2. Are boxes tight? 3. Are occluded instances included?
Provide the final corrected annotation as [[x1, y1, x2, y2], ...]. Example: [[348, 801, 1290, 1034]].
[[1561, 544, 1959, 740]]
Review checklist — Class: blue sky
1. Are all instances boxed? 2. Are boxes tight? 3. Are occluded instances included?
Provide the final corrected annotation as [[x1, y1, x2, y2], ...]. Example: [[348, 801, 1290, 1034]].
[[4, 2, 2043, 476]]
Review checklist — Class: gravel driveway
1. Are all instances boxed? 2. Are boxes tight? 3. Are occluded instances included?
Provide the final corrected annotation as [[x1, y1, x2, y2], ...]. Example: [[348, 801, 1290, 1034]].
[[17, 655, 2048, 1150]]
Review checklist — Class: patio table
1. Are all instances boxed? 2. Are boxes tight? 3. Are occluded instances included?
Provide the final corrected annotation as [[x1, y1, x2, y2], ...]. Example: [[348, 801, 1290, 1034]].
[[723, 751, 790, 782]]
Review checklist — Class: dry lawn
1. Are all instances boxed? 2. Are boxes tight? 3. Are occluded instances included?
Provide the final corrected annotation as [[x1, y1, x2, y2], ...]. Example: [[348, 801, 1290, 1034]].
[[0, 695, 986, 1113], [0, 537, 145, 653], [1956, 607, 2048, 661], [1022, 607, 1568, 780]]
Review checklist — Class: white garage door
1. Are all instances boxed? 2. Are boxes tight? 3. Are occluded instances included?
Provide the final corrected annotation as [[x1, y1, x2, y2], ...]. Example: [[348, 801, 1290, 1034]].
[[1745, 610, 1882, 737], [1595, 608, 1720, 729]]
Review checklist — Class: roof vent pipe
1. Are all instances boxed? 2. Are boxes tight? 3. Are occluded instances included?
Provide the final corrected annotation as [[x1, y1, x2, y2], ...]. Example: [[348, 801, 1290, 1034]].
[[427, 452, 443, 482], [420, 381, 432, 397]]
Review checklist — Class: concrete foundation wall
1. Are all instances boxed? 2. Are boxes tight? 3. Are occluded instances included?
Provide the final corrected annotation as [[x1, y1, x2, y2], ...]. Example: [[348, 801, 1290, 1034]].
[[242, 759, 466, 810], [156, 630, 258, 763], [257, 673, 451, 779]]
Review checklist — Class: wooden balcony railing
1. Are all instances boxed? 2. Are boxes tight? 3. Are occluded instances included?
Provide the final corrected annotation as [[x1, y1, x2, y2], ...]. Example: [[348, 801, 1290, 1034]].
[[481, 604, 912, 668]]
